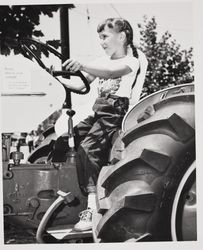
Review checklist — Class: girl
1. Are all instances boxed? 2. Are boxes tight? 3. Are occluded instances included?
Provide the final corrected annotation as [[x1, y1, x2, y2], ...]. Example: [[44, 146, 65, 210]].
[[62, 18, 141, 231]]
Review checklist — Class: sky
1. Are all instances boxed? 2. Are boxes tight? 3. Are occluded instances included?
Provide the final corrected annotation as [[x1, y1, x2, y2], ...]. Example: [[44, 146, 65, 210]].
[[34, 0, 195, 129], [38, 1, 194, 58], [0, 0, 199, 126], [0, 0, 200, 132]]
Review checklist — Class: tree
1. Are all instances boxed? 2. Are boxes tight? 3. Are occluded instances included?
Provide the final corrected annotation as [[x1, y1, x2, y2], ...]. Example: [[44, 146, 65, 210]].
[[138, 16, 194, 98], [0, 4, 74, 56]]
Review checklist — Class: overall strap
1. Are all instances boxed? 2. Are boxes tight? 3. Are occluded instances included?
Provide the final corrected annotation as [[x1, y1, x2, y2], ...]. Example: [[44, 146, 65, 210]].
[[131, 49, 148, 104]]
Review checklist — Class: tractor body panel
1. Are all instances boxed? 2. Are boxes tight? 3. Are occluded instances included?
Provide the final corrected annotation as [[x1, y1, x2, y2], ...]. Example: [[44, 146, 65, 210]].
[[3, 154, 87, 229]]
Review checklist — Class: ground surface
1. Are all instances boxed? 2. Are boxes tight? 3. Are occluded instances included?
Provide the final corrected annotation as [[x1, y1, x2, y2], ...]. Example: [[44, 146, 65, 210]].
[[4, 223, 37, 244], [4, 222, 93, 244]]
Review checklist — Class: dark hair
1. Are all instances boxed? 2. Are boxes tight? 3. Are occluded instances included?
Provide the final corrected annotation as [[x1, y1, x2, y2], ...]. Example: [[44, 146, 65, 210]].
[[97, 18, 138, 59]]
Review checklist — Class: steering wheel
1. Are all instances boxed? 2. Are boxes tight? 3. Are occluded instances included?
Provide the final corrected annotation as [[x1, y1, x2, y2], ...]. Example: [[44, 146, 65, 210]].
[[18, 38, 90, 95]]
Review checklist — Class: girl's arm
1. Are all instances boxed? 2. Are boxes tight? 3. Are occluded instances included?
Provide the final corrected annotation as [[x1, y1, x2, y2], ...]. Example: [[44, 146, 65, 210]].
[[62, 58, 132, 79], [82, 61, 132, 79]]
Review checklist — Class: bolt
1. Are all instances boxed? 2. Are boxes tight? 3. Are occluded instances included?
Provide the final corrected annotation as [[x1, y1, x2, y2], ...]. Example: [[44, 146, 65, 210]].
[[186, 191, 196, 205]]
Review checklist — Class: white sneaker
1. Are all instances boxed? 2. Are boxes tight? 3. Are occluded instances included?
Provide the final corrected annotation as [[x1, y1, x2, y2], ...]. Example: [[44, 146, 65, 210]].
[[74, 208, 93, 231]]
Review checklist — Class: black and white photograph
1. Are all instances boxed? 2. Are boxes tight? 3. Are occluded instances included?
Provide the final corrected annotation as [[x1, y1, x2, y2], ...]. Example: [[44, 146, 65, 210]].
[[0, 0, 202, 249]]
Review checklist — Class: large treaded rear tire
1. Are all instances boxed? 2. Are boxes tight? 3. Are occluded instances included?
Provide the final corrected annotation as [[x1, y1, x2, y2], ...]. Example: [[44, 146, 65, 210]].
[[93, 84, 196, 242]]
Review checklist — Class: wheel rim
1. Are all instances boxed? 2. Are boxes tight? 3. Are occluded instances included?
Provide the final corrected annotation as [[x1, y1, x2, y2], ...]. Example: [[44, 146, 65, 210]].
[[171, 161, 196, 241]]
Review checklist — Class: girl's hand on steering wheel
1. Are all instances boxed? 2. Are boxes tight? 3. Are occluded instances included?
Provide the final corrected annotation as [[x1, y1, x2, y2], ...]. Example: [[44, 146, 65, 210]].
[[62, 58, 84, 73]]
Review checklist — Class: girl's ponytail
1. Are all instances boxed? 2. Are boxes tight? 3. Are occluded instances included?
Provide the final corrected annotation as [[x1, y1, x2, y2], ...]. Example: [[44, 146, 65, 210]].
[[129, 42, 139, 59], [122, 19, 138, 59]]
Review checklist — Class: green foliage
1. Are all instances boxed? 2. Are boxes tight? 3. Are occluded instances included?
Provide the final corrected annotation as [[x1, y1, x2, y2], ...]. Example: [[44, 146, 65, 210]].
[[138, 16, 194, 98], [0, 5, 74, 56]]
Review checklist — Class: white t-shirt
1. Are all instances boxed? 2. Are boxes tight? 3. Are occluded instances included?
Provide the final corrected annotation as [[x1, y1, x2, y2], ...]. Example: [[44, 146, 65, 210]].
[[95, 55, 139, 99]]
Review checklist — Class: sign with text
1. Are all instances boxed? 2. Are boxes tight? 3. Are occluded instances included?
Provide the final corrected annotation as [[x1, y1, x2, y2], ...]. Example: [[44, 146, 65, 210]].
[[2, 65, 31, 93]]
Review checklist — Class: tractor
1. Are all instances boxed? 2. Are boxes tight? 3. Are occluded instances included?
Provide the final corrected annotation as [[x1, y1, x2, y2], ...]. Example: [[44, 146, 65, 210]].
[[1, 38, 196, 243]]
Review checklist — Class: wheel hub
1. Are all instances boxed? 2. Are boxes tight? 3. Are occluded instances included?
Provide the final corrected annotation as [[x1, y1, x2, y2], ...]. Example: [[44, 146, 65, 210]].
[[171, 162, 196, 241]]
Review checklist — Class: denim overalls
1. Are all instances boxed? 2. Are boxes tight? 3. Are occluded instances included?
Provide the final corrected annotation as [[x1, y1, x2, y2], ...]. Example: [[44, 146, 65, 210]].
[[74, 93, 129, 194]]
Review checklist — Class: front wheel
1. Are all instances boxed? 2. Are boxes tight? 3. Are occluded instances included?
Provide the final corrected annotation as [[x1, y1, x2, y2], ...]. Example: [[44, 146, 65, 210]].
[[93, 84, 196, 242]]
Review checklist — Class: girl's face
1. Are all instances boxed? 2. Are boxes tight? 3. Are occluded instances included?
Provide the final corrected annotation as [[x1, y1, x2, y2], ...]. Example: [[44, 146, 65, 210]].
[[98, 25, 125, 58]]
